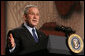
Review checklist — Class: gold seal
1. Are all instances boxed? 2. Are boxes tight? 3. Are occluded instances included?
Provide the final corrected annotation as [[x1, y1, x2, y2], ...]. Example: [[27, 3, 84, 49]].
[[68, 34, 84, 53]]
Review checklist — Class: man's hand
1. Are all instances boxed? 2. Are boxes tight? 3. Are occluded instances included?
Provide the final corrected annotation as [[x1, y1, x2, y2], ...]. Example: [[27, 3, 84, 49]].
[[8, 33, 15, 48]]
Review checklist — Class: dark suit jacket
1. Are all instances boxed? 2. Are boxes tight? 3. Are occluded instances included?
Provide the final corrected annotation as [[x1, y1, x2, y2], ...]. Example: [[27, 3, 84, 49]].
[[5, 24, 48, 55]]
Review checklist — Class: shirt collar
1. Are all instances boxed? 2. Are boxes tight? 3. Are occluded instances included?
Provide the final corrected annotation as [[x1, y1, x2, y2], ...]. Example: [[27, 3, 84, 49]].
[[24, 22, 36, 31], [23, 22, 38, 38]]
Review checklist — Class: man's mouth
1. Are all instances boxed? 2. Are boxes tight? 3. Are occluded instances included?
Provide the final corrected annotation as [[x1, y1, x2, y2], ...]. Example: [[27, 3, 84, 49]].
[[32, 20, 37, 22]]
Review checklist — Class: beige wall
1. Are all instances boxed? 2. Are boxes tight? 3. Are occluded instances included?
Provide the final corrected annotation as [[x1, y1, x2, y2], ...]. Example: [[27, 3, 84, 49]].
[[6, 1, 84, 39]]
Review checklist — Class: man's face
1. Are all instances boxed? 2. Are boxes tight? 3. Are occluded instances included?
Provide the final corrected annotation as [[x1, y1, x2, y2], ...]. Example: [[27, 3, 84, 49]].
[[25, 7, 40, 27]]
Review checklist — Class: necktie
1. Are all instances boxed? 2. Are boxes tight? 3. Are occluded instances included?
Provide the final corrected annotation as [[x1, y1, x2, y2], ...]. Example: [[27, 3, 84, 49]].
[[32, 29, 38, 43]]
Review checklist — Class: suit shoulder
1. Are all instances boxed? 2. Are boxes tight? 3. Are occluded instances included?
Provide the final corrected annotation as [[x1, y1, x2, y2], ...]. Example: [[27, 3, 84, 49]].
[[37, 30, 47, 36], [7, 26, 24, 36], [9, 26, 24, 32], [37, 30, 44, 34]]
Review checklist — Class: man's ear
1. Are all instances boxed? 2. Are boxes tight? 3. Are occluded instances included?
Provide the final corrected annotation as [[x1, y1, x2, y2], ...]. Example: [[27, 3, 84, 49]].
[[23, 14, 27, 21]]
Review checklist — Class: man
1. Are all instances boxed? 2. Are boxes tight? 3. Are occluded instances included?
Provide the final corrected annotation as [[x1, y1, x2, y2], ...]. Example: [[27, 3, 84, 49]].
[[5, 5, 48, 55]]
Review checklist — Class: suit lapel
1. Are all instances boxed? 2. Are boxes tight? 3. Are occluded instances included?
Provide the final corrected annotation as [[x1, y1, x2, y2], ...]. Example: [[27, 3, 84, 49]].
[[21, 24, 39, 43], [21, 24, 35, 41], [36, 29, 42, 42]]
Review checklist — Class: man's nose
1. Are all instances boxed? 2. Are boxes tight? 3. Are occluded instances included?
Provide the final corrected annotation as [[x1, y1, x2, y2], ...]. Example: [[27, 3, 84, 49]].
[[34, 15, 37, 19]]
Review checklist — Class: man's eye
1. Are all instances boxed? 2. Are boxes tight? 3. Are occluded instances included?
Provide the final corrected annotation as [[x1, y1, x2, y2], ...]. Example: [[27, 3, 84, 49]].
[[36, 14, 39, 16], [29, 13, 34, 15]]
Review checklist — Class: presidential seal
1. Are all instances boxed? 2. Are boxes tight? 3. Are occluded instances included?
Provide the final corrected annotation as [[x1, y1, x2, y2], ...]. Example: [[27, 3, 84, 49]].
[[68, 34, 84, 53]]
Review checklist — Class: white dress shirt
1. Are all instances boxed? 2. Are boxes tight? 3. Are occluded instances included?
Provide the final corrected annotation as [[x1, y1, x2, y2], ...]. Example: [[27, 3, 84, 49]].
[[24, 22, 38, 38]]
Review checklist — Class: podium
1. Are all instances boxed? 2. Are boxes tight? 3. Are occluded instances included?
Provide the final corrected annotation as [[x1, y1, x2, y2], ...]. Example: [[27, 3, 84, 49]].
[[47, 35, 84, 55]]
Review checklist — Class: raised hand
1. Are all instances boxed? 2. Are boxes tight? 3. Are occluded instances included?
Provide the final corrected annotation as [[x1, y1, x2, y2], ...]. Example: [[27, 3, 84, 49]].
[[8, 33, 15, 48]]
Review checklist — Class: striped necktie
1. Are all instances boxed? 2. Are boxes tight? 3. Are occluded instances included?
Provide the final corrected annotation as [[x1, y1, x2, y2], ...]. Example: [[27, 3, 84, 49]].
[[32, 29, 38, 43]]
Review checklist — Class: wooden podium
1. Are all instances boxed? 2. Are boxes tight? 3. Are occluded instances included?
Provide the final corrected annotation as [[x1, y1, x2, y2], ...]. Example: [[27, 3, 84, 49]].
[[40, 22, 84, 55], [47, 35, 84, 55]]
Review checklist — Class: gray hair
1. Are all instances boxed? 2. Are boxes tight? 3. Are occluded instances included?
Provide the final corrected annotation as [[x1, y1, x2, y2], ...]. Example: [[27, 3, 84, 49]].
[[24, 5, 38, 15]]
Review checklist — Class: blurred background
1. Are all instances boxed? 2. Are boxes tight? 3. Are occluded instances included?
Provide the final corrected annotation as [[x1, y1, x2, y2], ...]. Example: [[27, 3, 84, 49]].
[[1, 1, 84, 55]]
